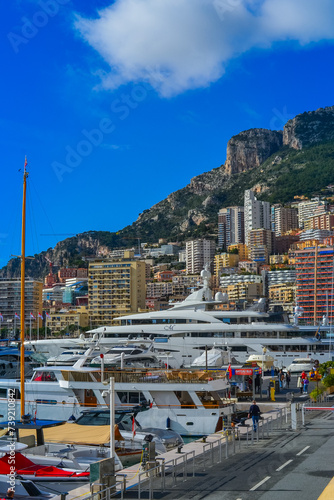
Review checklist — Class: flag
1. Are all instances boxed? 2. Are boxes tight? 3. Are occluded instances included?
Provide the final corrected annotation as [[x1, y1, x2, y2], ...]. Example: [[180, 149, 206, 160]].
[[38, 312, 43, 319], [24, 156, 27, 168], [15, 313, 20, 319], [45, 312, 50, 319], [132, 416, 136, 439], [0, 313, 3, 322], [228, 364, 232, 380], [30, 313, 35, 320]]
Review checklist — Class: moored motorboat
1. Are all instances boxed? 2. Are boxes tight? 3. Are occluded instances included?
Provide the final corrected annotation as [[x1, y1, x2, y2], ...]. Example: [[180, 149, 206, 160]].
[[0, 442, 89, 483]]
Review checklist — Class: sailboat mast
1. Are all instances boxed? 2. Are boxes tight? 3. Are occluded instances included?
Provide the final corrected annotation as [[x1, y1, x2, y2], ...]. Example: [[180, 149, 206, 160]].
[[20, 157, 28, 419]]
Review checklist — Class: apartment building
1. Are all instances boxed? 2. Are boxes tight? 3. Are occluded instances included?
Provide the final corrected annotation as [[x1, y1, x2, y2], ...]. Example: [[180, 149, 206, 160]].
[[47, 306, 89, 334], [297, 198, 328, 228], [186, 239, 216, 274], [146, 282, 173, 298], [228, 244, 248, 261], [295, 245, 334, 324], [304, 213, 334, 232], [271, 205, 298, 236], [58, 268, 88, 283], [88, 251, 146, 327], [218, 206, 244, 249], [224, 282, 262, 302], [268, 284, 296, 304], [0, 279, 43, 331], [214, 253, 239, 276], [244, 190, 271, 246]]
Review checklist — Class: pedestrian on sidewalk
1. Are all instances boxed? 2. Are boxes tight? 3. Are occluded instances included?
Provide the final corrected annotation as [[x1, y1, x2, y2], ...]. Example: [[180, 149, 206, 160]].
[[248, 400, 261, 432], [286, 371, 291, 389], [303, 376, 309, 394], [297, 375, 303, 394]]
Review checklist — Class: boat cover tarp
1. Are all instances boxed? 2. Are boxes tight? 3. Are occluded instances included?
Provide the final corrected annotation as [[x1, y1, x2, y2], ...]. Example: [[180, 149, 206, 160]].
[[0, 452, 89, 477], [19, 423, 124, 445]]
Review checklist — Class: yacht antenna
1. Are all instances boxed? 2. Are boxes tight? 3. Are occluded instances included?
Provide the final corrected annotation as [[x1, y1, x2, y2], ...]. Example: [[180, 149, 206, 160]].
[[20, 157, 28, 419]]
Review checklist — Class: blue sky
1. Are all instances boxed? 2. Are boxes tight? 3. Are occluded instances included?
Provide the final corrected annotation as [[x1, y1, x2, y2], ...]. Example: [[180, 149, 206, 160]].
[[1, 0, 334, 266]]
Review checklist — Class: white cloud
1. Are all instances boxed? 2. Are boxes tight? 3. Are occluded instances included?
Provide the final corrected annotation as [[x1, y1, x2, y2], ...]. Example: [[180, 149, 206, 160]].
[[74, 0, 334, 97]]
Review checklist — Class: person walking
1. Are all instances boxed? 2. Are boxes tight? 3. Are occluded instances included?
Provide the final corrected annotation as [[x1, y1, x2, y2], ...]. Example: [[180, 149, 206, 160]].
[[297, 375, 303, 394], [248, 400, 261, 432], [286, 371, 291, 389], [303, 376, 309, 394]]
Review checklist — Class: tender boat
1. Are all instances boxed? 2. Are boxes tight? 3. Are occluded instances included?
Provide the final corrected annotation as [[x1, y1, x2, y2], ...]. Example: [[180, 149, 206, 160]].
[[286, 357, 315, 374]]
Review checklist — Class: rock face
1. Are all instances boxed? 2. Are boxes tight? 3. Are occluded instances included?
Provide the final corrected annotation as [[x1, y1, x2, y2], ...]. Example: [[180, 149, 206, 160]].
[[283, 106, 334, 149], [225, 129, 283, 175]]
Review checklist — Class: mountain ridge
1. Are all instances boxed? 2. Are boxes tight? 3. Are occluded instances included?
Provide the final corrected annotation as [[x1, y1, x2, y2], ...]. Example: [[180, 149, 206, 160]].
[[1, 104, 334, 280]]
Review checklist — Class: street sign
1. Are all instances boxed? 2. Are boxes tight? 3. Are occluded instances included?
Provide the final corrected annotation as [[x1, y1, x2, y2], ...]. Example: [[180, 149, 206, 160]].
[[235, 368, 253, 376]]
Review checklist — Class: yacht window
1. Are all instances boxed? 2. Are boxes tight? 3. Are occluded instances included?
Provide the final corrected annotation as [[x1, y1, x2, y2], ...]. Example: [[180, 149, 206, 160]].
[[117, 391, 145, 404], [0, 389, 6, 398], [32, 371, 57, 382], [186, 422, 194, 426]]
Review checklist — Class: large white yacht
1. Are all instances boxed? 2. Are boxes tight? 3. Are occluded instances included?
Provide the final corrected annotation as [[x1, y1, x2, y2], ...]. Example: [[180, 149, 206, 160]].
[[26, 268, 334, 368]]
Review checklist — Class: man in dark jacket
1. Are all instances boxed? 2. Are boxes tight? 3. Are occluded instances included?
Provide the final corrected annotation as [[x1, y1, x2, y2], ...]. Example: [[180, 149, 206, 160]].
[[248, 400, 261, 432]]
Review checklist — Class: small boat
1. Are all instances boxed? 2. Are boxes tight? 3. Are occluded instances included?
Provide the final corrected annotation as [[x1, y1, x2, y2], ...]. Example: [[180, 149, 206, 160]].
[[0, 442, 89, 483], [46, 348, 105, 366], [0, 476, 56, 499], [286, 357, 315, 374], [90, 344, 159, 368], [245, 354, 275, 370], [190, 347, 227, 368]]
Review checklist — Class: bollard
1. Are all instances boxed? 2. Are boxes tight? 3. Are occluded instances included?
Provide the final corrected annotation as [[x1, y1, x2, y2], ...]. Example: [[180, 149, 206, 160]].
[[60, 494, 68, 500]]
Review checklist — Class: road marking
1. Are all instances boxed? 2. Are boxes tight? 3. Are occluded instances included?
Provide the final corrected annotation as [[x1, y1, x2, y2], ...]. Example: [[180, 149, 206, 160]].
[[297, 446, 310, 456], [250, 476, 271, 491], [276, 459, 293, 471]]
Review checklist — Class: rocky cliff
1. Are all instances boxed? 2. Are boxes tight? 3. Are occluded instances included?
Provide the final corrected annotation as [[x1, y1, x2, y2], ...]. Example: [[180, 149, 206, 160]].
[[225, 128, 283, 175], [283, 105, 334, 149]]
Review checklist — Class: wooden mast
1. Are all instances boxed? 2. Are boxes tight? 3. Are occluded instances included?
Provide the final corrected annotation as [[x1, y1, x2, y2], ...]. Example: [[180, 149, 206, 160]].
[[20, 157, 28, 420], [314, 243, 318, 326]]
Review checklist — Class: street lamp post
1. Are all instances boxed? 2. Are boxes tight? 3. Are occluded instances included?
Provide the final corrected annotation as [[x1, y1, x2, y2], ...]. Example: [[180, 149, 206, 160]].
[[103, 377, 115, 459]]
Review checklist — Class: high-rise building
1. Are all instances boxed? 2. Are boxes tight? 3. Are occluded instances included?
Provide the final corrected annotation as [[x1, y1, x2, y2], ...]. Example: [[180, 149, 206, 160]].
[[297, 198, 328, 228], [295, 245, 334, 324], [248, 229, 275, 263], [186, 239, 216, 274], [88, 251, 146, 327], [0, 279, 43, 333], [271, 205, 298, 236], [304, 213, 334, 232], [218, 207, 244, 249], [244, 190, 271, 246]]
